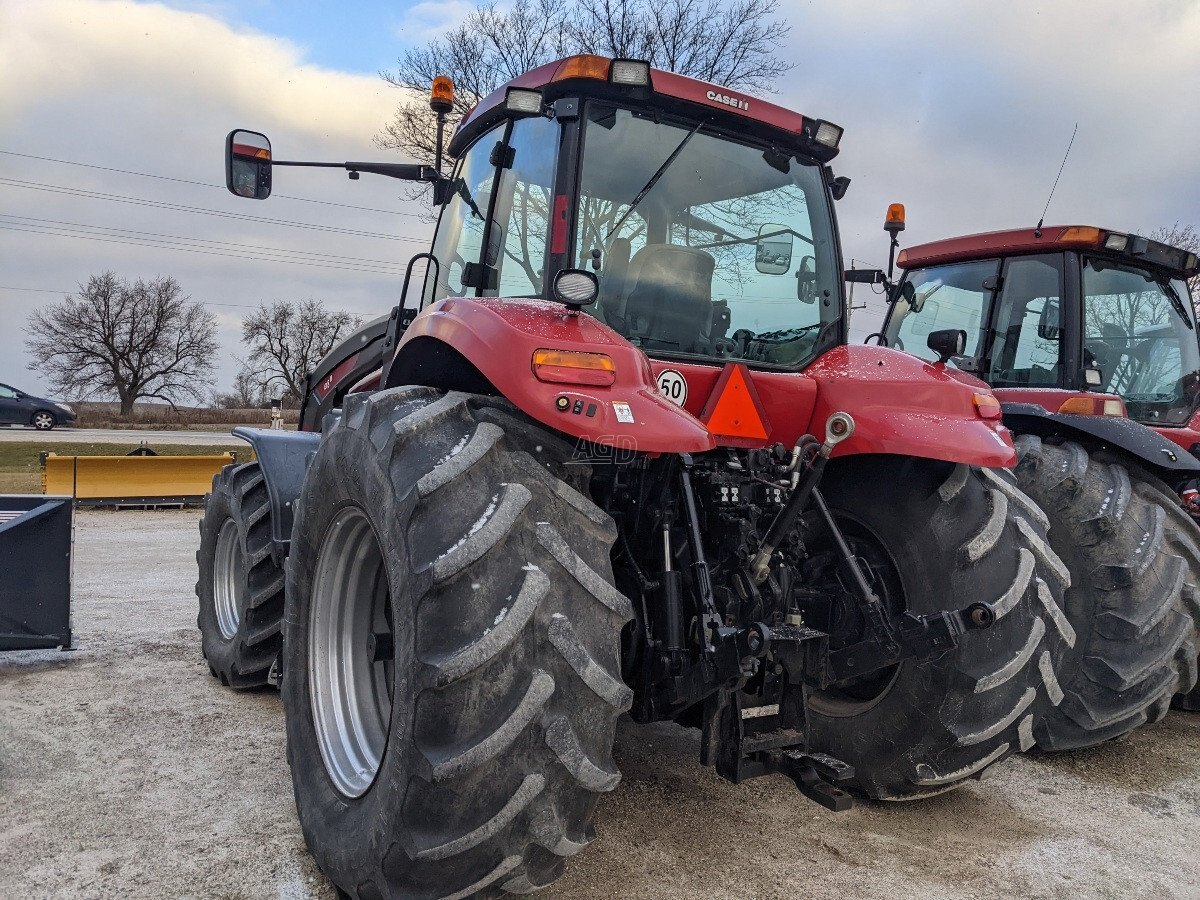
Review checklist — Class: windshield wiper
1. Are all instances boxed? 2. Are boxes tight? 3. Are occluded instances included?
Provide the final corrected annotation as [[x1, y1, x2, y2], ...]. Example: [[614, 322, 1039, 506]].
[[1161, 279, 1194, 330], [608, 121, 702, 239]]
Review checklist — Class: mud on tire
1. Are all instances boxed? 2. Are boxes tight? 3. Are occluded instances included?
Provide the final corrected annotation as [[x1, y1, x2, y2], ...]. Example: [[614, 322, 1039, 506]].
[[283, 388, 632, 899], [1014, 437, 1199, 746], [805, 455, 1072, 800], [196, 462, 286, 689]]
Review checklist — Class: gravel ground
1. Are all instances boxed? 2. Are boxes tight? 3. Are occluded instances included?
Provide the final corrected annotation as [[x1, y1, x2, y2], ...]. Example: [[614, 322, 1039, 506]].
[[1, 509, 1198, 898]]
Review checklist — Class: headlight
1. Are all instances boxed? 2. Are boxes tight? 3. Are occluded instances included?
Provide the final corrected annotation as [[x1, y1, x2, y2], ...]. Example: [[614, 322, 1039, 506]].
[[58, 403, 74, 414]]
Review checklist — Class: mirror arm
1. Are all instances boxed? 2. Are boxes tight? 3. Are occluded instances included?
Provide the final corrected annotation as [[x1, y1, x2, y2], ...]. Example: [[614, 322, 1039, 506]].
[[272, 160, 442, 182]]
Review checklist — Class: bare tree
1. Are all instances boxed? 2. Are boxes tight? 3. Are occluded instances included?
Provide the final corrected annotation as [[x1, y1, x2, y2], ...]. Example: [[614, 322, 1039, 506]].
[[378, 0, 791, 161], [25, 272, 217, 416], [240, 300, 362, 406], [1150, 222, 1200, 301], [214, 369, 266, 409]]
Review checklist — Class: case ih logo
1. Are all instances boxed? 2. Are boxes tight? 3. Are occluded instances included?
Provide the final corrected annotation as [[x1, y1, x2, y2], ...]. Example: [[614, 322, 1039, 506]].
[[706, 90, 749, 112]]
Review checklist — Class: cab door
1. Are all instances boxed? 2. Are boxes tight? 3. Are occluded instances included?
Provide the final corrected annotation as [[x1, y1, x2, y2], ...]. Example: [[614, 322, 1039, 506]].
[[985, 254, 1067, 387]]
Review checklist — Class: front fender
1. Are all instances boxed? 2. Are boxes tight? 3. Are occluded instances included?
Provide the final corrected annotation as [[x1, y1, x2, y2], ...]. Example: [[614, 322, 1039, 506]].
[[805, 346, 1016, 468], [1000, 403, 1200, 480], [393, 297, 714, 454]]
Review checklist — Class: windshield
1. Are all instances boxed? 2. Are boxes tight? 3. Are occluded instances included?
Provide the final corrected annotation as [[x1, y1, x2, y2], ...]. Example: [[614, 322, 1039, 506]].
[[887, 259, 998, 363], [1083, 258, 1200, 425], [574, 104, 841, 368]]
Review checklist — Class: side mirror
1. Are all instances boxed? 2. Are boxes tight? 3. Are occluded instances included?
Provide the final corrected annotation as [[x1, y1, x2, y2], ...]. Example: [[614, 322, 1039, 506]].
[[1037, 296, 1061, 341], [755, 224, 793, 275], [225, 129, 272, 200], [927, 328, 966, 363], [796, 255, 817, 304], [845, 268, 886, 285]]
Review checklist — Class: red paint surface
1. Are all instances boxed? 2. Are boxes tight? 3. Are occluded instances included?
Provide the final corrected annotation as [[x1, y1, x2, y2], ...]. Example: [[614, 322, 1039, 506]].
[[396, 299, 1013, 466], [1152, 412, 1200, 453], [314, 353, 360, 400], [650, 348, 1014, 467], [398, 297, 715, 454], [898, 226, 1104, 270], [457, 56, 810, 145], [550, 194, 569, 255]]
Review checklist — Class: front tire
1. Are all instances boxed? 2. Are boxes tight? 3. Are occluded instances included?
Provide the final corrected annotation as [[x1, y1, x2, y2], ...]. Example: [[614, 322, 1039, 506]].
[[805, 456, 1072, 800], [31, 410, 55, 430], [1013, 437, 1198, 748], [283, 388, 632, 899], [196, 463, 286, 689]]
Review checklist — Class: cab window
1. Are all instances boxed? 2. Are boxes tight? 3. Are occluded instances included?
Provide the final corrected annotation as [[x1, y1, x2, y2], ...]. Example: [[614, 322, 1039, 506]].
[[426, 124, 501, 303], [987, 254, 1064, 387], [891, 259, 999, 362], [1083, 258, 1200, 424]]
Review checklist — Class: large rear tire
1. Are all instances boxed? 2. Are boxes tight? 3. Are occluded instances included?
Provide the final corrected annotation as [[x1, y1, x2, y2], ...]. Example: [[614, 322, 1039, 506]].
[[805, 456, 1072, 800], [1013, 437, 1198, 747], [196, 462, 285, 689], [283, 388, 632, 899]]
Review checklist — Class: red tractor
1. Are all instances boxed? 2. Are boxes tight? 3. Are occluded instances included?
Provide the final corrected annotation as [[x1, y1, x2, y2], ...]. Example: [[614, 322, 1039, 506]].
[[199, 59, 1072, 897], [876, 217, 1200, 739]]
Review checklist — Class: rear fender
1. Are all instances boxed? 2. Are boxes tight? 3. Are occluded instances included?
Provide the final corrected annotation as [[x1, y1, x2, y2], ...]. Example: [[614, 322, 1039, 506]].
[[231, 427, 321, 549], [999, 403, 1200, 481], [804, 345, 1016, 468], [389, 297, 715, 454]]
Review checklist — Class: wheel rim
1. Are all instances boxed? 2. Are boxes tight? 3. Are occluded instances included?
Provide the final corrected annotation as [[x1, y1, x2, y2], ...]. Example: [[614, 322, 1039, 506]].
[[802, 516, 906, 717], [33, 413, 52, 429], [213, 518, 243, 640], [309, 507, 394, 798]]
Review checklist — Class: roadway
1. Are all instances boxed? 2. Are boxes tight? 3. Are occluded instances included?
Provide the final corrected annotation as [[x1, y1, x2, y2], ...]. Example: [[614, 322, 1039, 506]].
[[0, 426, 257, 445]]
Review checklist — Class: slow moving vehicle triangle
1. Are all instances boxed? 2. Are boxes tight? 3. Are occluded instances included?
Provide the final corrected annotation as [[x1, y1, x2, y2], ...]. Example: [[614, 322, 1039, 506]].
[[700, 362, 770, 444]]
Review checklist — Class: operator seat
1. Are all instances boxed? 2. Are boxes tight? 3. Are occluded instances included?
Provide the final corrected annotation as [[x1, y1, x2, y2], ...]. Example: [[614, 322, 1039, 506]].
[[595, 237, 632, 330], [621, 244, 715, 353]]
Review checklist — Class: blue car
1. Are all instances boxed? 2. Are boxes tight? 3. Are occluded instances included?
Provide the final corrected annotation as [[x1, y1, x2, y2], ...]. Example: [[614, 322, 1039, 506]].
[[0, 383, 77, 430]]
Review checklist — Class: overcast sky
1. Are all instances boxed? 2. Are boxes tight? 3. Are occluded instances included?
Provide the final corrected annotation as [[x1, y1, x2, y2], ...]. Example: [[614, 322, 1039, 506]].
[[2, 0, 1197, 398]]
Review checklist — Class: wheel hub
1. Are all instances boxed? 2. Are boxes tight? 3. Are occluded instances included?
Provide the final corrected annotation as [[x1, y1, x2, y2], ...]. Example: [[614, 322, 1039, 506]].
[[309, 507, 394, 798], [212, 518, 242, 640]]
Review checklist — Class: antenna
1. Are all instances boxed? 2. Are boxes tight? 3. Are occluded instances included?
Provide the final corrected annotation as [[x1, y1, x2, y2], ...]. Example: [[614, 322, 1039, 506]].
[[1035, 123, 1078, 238]]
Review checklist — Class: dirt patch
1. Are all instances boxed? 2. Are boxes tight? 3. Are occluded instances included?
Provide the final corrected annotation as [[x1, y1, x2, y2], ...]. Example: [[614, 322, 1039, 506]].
[[1, 510, 1198, 898]]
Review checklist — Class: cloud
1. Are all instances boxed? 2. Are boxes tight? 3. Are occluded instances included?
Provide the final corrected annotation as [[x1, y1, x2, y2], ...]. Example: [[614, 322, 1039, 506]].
[[1, 0, 1197, 393], [772, 0, 1200, 336], [395, 0, 478, 45], [0, 0, 430, 398]]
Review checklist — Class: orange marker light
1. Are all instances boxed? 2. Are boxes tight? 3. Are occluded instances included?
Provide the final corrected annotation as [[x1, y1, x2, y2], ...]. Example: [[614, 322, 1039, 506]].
[[1058, 396, 1125, 416], [552, 55, 612, 83], [1056, 226, 1103, 247], [430, 75, 455, 112], [973, 392, 1002, 419], [532, 349, 616, 387], [885, 203, 906, 234]]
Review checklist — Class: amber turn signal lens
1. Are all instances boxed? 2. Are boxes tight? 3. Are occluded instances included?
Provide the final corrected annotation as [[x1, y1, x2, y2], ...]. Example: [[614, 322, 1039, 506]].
[[533, 349, 617, 387], [552, 55, 612, 83], [1056, 226, 1103, 246], [973, 392, 1002, 419]]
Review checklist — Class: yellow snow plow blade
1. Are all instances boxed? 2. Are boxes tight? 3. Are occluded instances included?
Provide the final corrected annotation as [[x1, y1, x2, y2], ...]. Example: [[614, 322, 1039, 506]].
[[41, 452, 234, 506]]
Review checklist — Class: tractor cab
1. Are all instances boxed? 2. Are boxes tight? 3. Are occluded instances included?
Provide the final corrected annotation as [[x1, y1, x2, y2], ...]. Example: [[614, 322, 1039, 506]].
[[881, 225, 1200, 431], [425, 57, 847, 371]]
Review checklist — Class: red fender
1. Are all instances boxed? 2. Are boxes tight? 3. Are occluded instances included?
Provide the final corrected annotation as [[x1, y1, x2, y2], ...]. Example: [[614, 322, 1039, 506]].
[[648, 347, 1015, 467], [396, 297, 715, 454], [802, 346, 1016, 467]]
